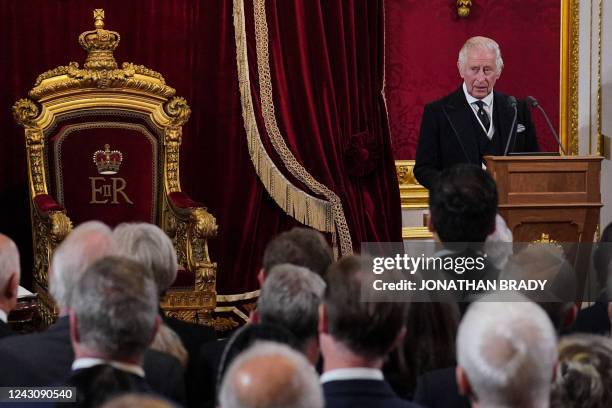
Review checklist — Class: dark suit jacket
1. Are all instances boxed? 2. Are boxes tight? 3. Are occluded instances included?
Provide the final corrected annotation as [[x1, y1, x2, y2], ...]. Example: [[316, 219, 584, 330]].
[[414, 87, 539, 189], [0, 320, 14, 338], [414, 367, 470, 408], [323, 379, 420, 408], [65, 365, 154, 408], [193, 338, 228, 408], [0, 317, 185, 404], [568, 293, 610, 335], [162, 314, 216, 408]]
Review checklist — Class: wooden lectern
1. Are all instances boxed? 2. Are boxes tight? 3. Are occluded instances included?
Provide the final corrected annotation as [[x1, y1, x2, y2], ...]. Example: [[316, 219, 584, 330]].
[[485, 155, 603, 298], [484, 155, 602, 243]]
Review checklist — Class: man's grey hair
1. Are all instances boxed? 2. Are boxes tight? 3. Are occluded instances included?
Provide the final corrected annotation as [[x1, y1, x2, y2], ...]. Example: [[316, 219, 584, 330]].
[[457, 293, 557, 408], [257, 264, 325, 350], [458, 36, 504, 73], [113, 223, 178, 295], [0, 235, 20, 292], [72, 256, 158, 360], [50, 221, 117, 309], [219, 341, 323, 408]]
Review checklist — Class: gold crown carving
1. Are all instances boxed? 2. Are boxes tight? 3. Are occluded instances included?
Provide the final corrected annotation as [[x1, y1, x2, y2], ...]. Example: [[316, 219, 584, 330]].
[[78, 9, 121, 70], [93, 144, 123, 175]]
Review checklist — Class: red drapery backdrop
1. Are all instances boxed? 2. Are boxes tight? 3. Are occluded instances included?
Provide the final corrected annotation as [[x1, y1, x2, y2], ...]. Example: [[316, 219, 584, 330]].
[[385, 0, 561, 158], [0, 0, 401, 295]]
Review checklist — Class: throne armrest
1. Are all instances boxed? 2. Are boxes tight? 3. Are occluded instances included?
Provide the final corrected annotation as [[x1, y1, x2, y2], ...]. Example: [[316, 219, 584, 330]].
[[165, 192, 218, 325], [32, 194, 72, 242]]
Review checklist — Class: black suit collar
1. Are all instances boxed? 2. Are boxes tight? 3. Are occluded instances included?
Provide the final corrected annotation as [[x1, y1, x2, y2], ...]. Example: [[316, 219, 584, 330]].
[[442, 87, 515, 160], [442, 87, 479, 164]]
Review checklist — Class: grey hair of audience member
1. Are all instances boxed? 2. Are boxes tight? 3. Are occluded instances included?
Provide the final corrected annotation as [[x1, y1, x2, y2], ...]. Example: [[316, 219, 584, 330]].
[[457, 293, 557, 408], [484, 214, 513, 270], [72, 256, 158, 360], [219, 341, 323, 408], [551, 334, 612, 408], [257, 264, 325, 350], [458, 36, 504, 73], [50, 221, 117, 309], [0, 234, 20, 292], [113, 222, 178, 295]]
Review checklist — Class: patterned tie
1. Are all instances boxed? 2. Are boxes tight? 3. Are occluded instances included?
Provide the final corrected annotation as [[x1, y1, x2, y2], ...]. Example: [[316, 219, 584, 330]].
[[475, 100, 490, 132]]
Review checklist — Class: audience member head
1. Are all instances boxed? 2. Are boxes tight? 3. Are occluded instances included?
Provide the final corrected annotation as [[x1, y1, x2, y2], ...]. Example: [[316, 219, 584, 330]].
[[70, 256, 159, 363], [0, 234, 20, 314], [219, 341, 323, 408], [385, 302, 460, 397], [321, 255, 406, 363], [150, 323, 188, 368], [216, 322, 300, 397], [253, 264, 325, 363], [501, 245, 577, 333], [429, 164, 498, 243], [551, 334, 612, 408], [593, 221, 612, 293], [456, 293, 557, 408], [113, 222, 178, 296], [50, 221, 117, 311], [260, 227, 333, 282], [100, 393, 174, 408]]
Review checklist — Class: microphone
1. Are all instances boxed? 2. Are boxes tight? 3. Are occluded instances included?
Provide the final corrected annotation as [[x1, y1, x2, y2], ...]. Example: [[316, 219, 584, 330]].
[[526, 96, 566, 155], [503, 96, 518, 156]]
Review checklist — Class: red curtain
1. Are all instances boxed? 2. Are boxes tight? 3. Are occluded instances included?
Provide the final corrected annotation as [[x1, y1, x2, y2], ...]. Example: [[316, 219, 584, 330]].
[[0, 0, 400, 295], [385, 0, 561, 159]]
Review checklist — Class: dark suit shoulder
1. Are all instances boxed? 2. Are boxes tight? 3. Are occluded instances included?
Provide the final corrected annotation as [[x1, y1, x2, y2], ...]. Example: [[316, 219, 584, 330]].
[[0, 321, 15, 338], [414, 367, 470, 408], [425, 87, 465, 111], [323, 379, 420, 408], [143, 348, 186, 405]]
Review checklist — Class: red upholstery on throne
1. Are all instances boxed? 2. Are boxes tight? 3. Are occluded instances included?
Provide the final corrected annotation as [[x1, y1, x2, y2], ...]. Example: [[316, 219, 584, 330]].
[[50, 123, 158, 228], [33, 194, 64, 212]]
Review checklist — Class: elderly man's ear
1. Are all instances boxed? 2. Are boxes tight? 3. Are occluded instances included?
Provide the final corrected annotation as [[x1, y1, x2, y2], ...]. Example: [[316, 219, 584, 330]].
[[456, 366, 475, 401], [2, 272, 19, 311]]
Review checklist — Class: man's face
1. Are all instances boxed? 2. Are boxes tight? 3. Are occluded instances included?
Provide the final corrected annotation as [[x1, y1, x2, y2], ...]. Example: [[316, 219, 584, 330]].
[[458, 48, 501, 99]]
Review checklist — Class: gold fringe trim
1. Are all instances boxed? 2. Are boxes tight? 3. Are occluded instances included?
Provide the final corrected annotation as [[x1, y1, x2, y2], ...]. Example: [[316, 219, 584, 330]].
[[233, 0, 353, 255], [251, 0, 353, 255]]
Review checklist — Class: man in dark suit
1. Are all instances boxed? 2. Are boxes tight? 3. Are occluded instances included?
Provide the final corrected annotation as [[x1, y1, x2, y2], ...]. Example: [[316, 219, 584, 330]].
[[66, 256, 164, 407], [570, 222, 612, 335], [319, 255, 419, 408], [414, 36, 539, 190], [0, 234, 20, 338], [0, 222, 185, 403]]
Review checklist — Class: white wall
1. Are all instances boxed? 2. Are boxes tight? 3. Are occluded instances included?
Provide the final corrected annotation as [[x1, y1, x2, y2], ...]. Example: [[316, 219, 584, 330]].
[[578, 0, 611, 231]]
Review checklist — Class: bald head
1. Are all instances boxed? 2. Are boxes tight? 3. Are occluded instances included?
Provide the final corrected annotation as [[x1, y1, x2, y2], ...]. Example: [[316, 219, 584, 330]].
[[0, 234, 20, 313], [219, 341, 323, 408]]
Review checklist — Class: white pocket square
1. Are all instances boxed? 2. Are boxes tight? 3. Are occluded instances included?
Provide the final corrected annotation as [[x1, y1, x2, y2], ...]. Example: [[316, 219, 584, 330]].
[[516, 124, 526, 133]]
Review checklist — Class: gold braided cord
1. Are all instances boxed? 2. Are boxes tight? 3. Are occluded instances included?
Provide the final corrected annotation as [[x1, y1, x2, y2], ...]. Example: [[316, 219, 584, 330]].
[[232, 0, 333, 235], [252, 0, 353, 256], [233, 0, 353, 255]]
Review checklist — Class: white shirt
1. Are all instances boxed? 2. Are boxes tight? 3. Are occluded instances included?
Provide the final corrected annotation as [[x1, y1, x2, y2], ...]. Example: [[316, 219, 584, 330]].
[[463, 82, 495, 140], [71, 357, 145, 378], [320, 367, 384, 384], [0, 310, 7, 324]]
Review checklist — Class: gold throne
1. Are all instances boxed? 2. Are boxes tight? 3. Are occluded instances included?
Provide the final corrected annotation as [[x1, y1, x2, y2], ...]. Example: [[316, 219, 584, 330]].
[[12, 9, 217, 326]]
